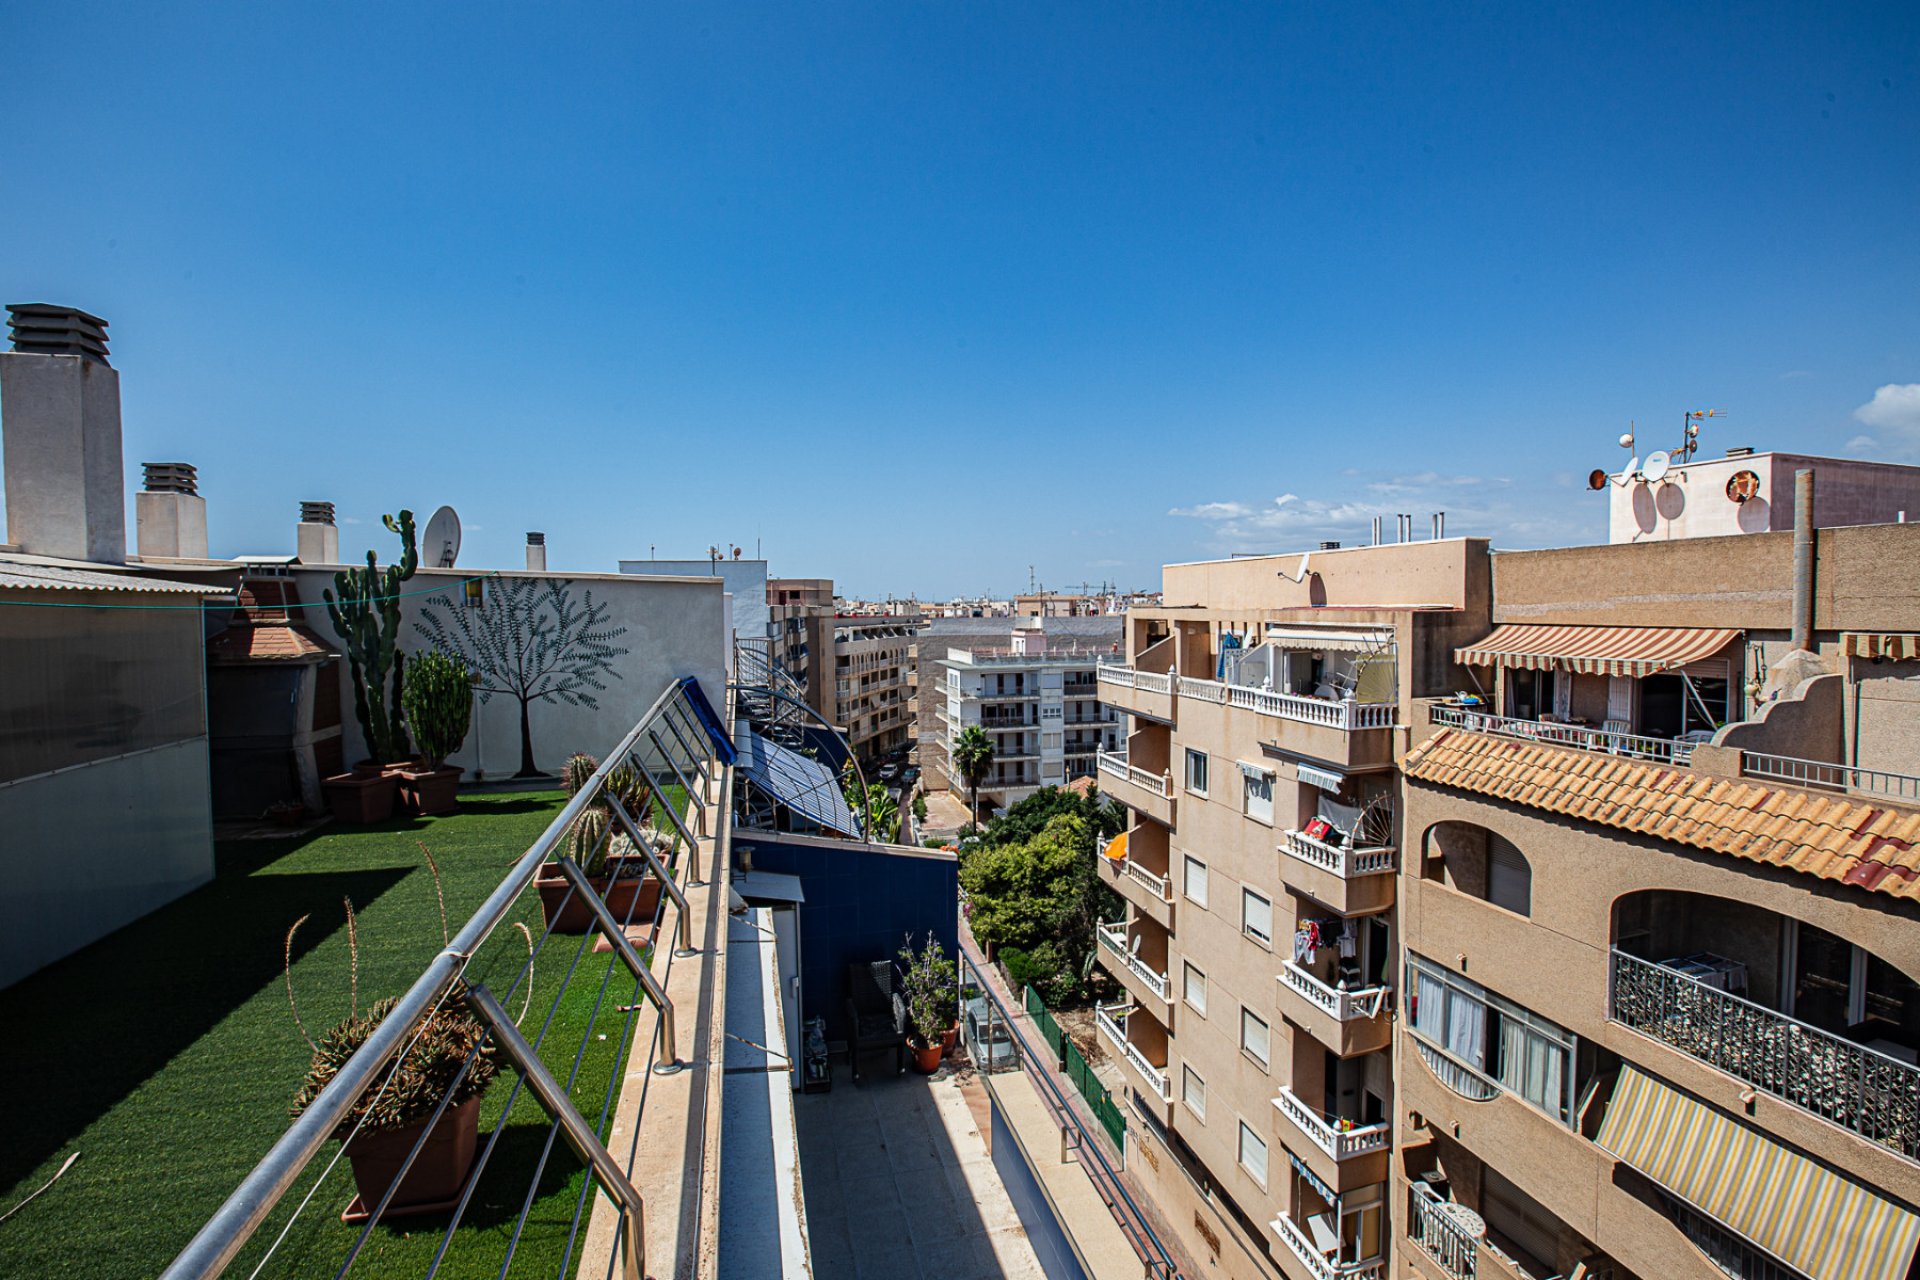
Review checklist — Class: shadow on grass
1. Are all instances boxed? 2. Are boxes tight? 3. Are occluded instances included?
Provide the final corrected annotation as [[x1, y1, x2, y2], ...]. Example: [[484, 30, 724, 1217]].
[[0, 863, 412, 1193]]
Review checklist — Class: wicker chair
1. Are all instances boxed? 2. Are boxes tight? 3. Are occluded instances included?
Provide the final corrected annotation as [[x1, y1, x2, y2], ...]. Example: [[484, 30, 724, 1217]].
[[845, 960, 907, 1082]]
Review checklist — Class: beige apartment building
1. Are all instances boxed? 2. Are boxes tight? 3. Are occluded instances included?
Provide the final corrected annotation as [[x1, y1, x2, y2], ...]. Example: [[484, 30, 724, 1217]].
[[1098, 501, 1920, 1280], [1095, 537, 1493, 1280]]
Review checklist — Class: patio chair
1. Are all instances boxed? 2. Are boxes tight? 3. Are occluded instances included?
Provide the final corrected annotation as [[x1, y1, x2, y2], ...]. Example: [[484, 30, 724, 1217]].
[[845, 960, 907, 1082]]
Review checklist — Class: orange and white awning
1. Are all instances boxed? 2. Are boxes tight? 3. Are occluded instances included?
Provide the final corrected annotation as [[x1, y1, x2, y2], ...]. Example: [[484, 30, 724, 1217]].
[[1455, 624, 1740, 678], [1102, 832, 1128, 862], [1843, 633, 1920, 661]]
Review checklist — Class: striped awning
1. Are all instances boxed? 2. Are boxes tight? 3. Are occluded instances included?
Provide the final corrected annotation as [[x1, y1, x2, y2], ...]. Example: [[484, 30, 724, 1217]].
[[1102, 832, 1128, 862], [1262, 624, 1395, 654], [1455, 624, 1740, 678], [1844, 632, 1920, 661], [1595, 1066, 1920, 1280]]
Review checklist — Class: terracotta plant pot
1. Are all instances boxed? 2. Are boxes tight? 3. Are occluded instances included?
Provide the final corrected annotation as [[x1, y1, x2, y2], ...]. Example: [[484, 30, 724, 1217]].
[[399, 765, 462, 817], [535, 859, 664, 934], [323, 771, 399, 824], [941, 1022, 960, 1053], [339, 1095, 482, 1221], [910, 1040, 944, 1074]]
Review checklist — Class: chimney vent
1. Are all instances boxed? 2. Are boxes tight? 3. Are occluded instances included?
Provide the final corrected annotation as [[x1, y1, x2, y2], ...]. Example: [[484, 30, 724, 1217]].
[[300, 501, 336, 526], [526, 532, 548, 572], [143, 462, 198, 495], [7, 302, 110, 365], [1726, 446, 1754, 458], [296, 501, 339, 564], [526, 531, 546, 546], [1319, 541, 1342, 551]]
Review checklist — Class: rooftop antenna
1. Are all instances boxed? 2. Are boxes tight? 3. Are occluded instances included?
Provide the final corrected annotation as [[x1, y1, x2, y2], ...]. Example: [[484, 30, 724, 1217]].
[[1679, 408, 1724, 463], [1588, 423, 1641, 490]]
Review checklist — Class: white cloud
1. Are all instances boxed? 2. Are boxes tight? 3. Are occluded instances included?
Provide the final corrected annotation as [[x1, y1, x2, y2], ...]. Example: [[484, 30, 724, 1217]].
[[1167, 500, 1253, 519], [1855, 384, 1920, 433]]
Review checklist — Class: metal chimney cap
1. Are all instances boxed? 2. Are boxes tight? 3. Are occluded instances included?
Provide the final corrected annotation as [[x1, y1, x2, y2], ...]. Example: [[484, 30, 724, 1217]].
[[142, 462, 199, 495], [1319, 541, 1342, 551], [526, 531, 546, 545], [7, 302, 110, 364], [299, 501, 336, 525]]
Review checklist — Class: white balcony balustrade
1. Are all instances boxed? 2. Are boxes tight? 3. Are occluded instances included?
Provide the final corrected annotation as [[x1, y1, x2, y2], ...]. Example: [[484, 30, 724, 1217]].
[[1280, 829, 1396, 879], [1279, 961, 1392, 1023], [1270, 1211, 1387, 1280], [1273, 1087, 1390, 1162]]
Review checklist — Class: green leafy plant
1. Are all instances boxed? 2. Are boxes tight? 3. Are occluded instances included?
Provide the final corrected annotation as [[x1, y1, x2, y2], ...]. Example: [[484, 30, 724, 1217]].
[[897, 932, 957, 1047], [323, 510, 420, 764], [912, 791, 928, 823], [960, 808, 1115, 1006], [402, 650, 473, 770], [951, 726, 995, 827]]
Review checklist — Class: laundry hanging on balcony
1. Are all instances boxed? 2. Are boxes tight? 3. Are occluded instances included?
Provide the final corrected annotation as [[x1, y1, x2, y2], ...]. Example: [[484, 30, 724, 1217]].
[[1595, 1065, 1920, 1280], [1454, 624, 1741, 678]]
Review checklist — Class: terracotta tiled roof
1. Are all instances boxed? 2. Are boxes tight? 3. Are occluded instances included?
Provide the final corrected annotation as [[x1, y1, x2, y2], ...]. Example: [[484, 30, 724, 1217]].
[[1067, 776, 1099, 797], [1403, 728, 1920, 900], [208, 576, 338, 663]]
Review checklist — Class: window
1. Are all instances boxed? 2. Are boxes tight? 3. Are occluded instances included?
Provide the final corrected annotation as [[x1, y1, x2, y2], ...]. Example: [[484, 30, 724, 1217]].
[[1242, 888, 1273, 946], [1185, 748, 1209, 795], [1242, 768, 1274, 825], [1408, 953, 1576, 1124], [1182, 1064, 1206, 1119], [1184, 961, 1208, 1015], [1184, 855, 1209, 908], [1238, 1121, 1268, 1187], [1240, 1008, 1270, 1066]]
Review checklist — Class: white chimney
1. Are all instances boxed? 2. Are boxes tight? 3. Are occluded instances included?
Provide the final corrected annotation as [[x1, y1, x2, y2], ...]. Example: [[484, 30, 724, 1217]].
[[135, 462, 208, 559], [526, 531, 547, 572], [1, 303, 126, 563], [296, 501, 339, 564]]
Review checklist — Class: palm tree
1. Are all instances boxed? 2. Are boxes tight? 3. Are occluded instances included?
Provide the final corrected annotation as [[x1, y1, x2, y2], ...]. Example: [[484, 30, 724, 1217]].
[[952, 725, 995, 829]]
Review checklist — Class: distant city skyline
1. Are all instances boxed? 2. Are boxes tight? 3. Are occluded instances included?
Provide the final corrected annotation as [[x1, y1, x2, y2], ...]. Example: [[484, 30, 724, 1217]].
[[3, 3, 1916, 599]]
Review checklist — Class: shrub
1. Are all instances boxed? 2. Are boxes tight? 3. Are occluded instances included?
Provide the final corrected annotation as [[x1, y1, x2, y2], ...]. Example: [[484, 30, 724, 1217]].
[[293, 995, 497, 1134], [402, 649, 473, 769]]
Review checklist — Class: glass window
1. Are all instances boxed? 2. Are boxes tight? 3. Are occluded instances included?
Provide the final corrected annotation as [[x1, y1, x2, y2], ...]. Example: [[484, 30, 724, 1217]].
[[1185, 748, 1209, 795], [1409, 953, 1576, 1124], [1243, 770, 1274, 825], [1241, 1008, 1270, 1066], [1238, 1121, 1268, 1187], [1184, 855, 1209, 908], [1242, 888, 1273, 946], [1184, 961, 1208, 1015], [1182, 1064, 1206, 1119]]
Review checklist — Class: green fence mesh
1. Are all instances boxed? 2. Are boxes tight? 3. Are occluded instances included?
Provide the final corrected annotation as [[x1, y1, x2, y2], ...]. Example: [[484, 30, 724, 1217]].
[[1022, 985, 1125, 1150]]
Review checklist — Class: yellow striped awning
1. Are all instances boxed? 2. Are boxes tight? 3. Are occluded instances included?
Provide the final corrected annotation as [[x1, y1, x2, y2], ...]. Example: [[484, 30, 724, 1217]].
[[1844, 632, 1920, 661], [1102, 831, 1128, 862], [1595, 1066, 1920, 1280], [1455, 624, 1740, 678]]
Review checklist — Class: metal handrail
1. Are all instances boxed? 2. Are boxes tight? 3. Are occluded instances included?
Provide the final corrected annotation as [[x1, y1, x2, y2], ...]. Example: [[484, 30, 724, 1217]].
[[1740, 750, 1920, 803], [1431, 703, 1697, 765], [162, 679, 715, 1280], [1407, 1182, 1477, 1280]]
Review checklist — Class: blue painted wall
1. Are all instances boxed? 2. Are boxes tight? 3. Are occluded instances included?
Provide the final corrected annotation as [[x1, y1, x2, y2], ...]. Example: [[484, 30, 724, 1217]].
[[989, 1093, 1090, 1280], [738, 836, 957, 1043]]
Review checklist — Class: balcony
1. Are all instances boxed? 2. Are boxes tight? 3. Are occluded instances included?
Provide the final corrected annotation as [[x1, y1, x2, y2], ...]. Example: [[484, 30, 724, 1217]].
[[1278, 828, 1397, 914], [1095, 919, 1173, 1021], [1430, 703, 1698, 766], [1097, 663, 1175, 722], [1277, 962, 1393, 1057], [1272, 1086, 1390, 1192], [1406, 1182, 1477, 1280], [1271, 1211, 1387, 1280], [1738, 749, 1920, 805], [1097, 750, 1176, 826], [1609, 949, 1920, 1161], [1096, 1002, 1172, 1101]]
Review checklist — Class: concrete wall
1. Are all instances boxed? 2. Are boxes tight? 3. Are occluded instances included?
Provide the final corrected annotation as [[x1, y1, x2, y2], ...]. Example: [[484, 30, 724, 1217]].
[[1608, 452, 1920, 544], [0, 738, 214, 987], [287, 566, 726, 780], [1161, 539, 1486, 613], [618, 558, 768, 649], [989, 1097, 1091, 1280]]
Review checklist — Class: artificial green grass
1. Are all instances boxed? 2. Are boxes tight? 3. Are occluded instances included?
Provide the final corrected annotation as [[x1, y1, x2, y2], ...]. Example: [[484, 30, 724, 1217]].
[[0, 790, 657, 1280]]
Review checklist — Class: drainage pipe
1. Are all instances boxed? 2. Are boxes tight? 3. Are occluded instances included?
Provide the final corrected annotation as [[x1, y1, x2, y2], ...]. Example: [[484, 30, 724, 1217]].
[[1791, 468, 1816, 651]]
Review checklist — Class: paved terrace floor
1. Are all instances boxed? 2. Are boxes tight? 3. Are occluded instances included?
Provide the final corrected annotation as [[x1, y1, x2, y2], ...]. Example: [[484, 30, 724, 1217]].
[[795, 1063, 1044, 1280]]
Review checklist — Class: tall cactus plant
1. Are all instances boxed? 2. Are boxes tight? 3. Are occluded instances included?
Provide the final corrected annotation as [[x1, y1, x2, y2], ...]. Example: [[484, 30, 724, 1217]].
[[402, 650, 473, 770], [324, 510, 419, 764]]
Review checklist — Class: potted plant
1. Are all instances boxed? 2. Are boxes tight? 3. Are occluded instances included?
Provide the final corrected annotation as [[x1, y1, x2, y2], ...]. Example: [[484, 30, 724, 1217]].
[[398, 650, 473, 816], [321, 769, 400, 824], [533, 754, 666, 933], [899, 932, 958, 1073]]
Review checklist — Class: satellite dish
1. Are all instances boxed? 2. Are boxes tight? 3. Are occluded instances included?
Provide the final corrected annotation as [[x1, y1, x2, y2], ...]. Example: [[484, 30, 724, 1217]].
[[1726, 469, 1761, 504], [1588, 469, 1609, 491], [1616, 457, 1640, 485], [1642, 451, 1672, 484], [1278, 552, 1312, 584], [423, 506, 462, 568]]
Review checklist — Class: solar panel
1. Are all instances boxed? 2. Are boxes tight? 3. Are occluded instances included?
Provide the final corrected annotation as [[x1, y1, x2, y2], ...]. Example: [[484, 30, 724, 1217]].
[[737, 730, 857, 836]]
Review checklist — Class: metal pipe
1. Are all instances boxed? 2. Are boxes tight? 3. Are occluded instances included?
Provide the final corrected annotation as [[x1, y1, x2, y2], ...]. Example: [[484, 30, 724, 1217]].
[[1371, 516, 1382, 546], [161, 679, 689, 1280], [465, 985, 647, 1280], [552, 856, 680, 1065], [605, 794, 696, 956], [1792, 468, 1816, 651]]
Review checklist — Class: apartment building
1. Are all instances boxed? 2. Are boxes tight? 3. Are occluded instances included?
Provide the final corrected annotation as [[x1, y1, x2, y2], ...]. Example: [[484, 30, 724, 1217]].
[[1394, 517, 1920, 1280], [1093, 538, 1493, 1280], [928, 617, 1124, 808]]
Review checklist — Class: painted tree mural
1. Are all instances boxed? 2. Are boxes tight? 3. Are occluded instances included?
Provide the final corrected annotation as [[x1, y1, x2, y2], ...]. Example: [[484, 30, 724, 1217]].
[[416, 576, 630, 777]]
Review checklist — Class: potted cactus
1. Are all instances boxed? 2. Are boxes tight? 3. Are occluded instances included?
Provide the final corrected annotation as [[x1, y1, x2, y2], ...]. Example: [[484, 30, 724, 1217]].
[[399, 650, 472, 816], [321, 511, 419, 822], [534, 753, 667, 933]]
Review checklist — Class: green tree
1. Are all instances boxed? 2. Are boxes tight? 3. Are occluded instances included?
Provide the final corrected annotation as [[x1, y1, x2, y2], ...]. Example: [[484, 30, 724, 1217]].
[[951, 725, 995, 827], [959, 811, 1115, 1004]]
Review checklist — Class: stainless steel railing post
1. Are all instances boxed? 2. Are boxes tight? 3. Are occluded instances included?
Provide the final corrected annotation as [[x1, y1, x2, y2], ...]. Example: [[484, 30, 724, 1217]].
[[604, 796, 697, 958], [552, 856, 680, 1070]]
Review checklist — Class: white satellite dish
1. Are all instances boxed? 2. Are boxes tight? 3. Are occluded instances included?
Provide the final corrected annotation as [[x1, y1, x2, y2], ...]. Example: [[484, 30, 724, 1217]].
[[1278, 552, 1312, 584], [1614, 457, 1640, 486], [423, 506, 462, 568], [1642, 451, 1672, 484]]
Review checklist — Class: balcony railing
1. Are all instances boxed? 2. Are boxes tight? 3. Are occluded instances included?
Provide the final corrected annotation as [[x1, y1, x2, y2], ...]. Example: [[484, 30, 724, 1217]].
[[1097, 921, 1170, 1000], [1431, 704, 1697, 765], [1096, 1002, 1172, 1100], [1740, 750, 1920, 804], [1271, 1211, 1387, 1280], [1097, 750, 1174, 799], [1175, 675, 1227, 703], [1176, 675, 1393, 730], [1280, 961, 1392, 1023], [1610, 949, 1920, 1160], [1123, 858, 1174, 904], [1097, 665, 1173, 695], [1280, 829, 1396, 879], [1273, 1086, 1391, 1161], [1407, 1183, 1477, 1280]]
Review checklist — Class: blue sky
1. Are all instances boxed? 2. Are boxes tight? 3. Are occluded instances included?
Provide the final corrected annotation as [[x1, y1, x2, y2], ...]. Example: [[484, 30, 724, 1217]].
[[3, 3, 1916, 598]]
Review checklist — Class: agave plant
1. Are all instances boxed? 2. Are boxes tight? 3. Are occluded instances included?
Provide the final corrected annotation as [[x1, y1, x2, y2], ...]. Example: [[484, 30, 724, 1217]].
[[292, 995, 497, 1134]]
